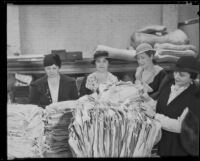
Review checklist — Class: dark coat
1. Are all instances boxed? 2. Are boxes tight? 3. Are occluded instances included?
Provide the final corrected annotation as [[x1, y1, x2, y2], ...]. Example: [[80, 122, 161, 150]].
[[148, 69, 166, 100], [156, 76, 200, 156], [29, 74, 78, 108]]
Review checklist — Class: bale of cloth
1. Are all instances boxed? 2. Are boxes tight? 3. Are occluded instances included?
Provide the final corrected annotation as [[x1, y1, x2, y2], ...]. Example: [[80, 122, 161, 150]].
[[95, 45, 136, 61], [131, 27, 189, 48], [154, 43, 198, 62], [130, 25, 198, 62], [68, 81, 162, 157], [43, 101, 78, 158], [7, 104, 44, 159]]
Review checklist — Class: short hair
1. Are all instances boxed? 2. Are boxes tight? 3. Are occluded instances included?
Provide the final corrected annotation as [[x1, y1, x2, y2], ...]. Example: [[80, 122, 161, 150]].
[[43, 54, 61, 68], [91, 51, 111, 65]]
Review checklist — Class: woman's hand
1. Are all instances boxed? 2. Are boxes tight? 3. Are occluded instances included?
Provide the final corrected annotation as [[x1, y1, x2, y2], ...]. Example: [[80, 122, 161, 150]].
[[143, 105, 156, 119], [141, 92, 151, 102]]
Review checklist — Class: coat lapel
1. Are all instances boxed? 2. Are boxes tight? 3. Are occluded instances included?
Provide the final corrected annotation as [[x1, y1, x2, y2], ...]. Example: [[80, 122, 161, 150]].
[[166, 84, 194, 107], [43, 75, 52, 103], [58, 75, 68, 102]]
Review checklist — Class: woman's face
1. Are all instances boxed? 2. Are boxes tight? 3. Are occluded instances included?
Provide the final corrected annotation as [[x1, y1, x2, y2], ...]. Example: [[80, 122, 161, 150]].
[[95, 56, 109, 73], [45, 64, 60, 78], [174, 71, 192, 87], [136, 52, 153, 69]]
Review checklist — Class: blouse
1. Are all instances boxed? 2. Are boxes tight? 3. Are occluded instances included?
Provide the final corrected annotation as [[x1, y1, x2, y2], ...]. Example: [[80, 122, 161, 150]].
[[86, 72, 118, 92], [135, 65, 166, 99]]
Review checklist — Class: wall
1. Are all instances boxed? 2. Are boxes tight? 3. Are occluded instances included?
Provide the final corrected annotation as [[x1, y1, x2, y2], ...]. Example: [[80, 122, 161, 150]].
[[17, 5, 162, 58], [178, 4, 199, 56], [7, 4, 21, 55], [178, 4, 199, 22]]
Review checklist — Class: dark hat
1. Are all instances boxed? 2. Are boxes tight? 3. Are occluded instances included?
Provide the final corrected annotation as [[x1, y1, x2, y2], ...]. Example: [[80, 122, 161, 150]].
[[91, 51, 111, 64], [43, 54, 61, 68], [171, 56, 199, 74], [135, 43, 156, 56], [181, 110, 199, 156]]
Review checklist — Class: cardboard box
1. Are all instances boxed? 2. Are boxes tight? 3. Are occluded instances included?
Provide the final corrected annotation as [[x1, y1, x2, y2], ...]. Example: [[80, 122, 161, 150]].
[[51, 50, 82, 61]]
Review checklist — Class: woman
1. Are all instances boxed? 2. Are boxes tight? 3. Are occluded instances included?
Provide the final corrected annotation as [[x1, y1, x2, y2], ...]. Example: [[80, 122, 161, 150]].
[[143, 56, 200, 156], [79, 51, 118, 97], [29, 54, 78, 108], [135, 43, 166, 100]]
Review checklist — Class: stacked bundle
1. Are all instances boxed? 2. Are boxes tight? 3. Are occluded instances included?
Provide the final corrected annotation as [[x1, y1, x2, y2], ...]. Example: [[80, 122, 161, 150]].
[[154, 43, 198, 62], [43, 101, 77, 158], [68, 83, 161, 157], [131, 25, 198, 62], [95, 45, 136, 61], [7, 104, 44, 159]]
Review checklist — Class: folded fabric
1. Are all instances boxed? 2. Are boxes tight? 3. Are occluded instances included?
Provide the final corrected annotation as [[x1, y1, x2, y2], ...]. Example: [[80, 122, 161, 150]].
[[154, 43, 197, 52], [131, 29, 189, 47], [95, 45, 136, 61], [155, 49, 198, 58], [138, 25, 167, 34]]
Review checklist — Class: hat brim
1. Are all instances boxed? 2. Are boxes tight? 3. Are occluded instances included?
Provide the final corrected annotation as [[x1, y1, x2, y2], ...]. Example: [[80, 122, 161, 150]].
[[170, 66, 199, 73], [135, 49, 156, 56]]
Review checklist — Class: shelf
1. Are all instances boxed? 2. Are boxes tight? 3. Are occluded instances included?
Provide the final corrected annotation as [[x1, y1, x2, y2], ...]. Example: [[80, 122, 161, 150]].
[[7, 58, 175, 75]]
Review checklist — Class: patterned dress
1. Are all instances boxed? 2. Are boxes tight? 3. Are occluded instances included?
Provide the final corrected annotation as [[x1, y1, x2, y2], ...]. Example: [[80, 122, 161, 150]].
[[79, 72, 118, 97]]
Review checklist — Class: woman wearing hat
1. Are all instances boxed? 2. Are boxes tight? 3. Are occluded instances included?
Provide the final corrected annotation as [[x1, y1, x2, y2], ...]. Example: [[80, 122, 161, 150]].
[[143, 56, 200, 156], [79, 51, 118, 97], [135, 43, 166, 100], [29, 54, 78, 108]]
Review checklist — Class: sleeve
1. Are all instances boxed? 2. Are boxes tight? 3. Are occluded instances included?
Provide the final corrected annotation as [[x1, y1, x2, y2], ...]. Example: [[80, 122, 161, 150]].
[[29, 83, 40, 105], [155, 108, 189, 133], [149, 71, 169, 100], [79, 76, 93, 97], [70, 80, 79, 100]]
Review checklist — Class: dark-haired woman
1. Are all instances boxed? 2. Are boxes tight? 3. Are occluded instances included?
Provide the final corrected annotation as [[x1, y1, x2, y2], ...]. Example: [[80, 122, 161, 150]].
[[135, 43, 166, 100], [143, 56, 200, 156], [29, 54, 78, 108], [79, 51, 118, 97]]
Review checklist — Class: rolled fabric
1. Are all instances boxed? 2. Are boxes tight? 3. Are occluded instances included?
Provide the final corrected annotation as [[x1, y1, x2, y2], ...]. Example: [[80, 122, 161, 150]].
[[131, 29, 189, 48], [155, 49, 198, 58], [154, 43, 197, 53], [138, 25, 167, 34], [95, 45, 136, 61]]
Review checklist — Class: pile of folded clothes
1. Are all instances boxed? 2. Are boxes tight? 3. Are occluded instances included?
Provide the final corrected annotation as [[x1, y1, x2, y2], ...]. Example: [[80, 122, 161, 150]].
[[7, 104, 44, 159], [43, 101, 77, 158], [131, 25, 198, 62]]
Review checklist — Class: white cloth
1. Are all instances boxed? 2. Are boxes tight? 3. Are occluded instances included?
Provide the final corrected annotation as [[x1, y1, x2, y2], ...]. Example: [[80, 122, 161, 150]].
[[167, 84, 189, 105], [155, 107, 189, 133], [48, 81, 60, 103], [86, 72, 118, 92]]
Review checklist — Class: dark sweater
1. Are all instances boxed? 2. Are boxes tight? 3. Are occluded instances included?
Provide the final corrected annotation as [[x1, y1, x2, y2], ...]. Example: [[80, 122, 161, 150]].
[[29, 74, 78, 108]]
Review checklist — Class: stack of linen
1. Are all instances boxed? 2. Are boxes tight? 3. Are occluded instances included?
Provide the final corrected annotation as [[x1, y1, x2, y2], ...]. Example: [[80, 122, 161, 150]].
[[7, 104, 44, 159], [43, 101, 77, 158]]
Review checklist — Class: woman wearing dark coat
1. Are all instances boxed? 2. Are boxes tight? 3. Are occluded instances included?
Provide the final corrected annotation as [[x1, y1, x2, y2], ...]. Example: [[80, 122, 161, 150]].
[[144, 56, 199, 156], [29, 54, 78, 108]]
